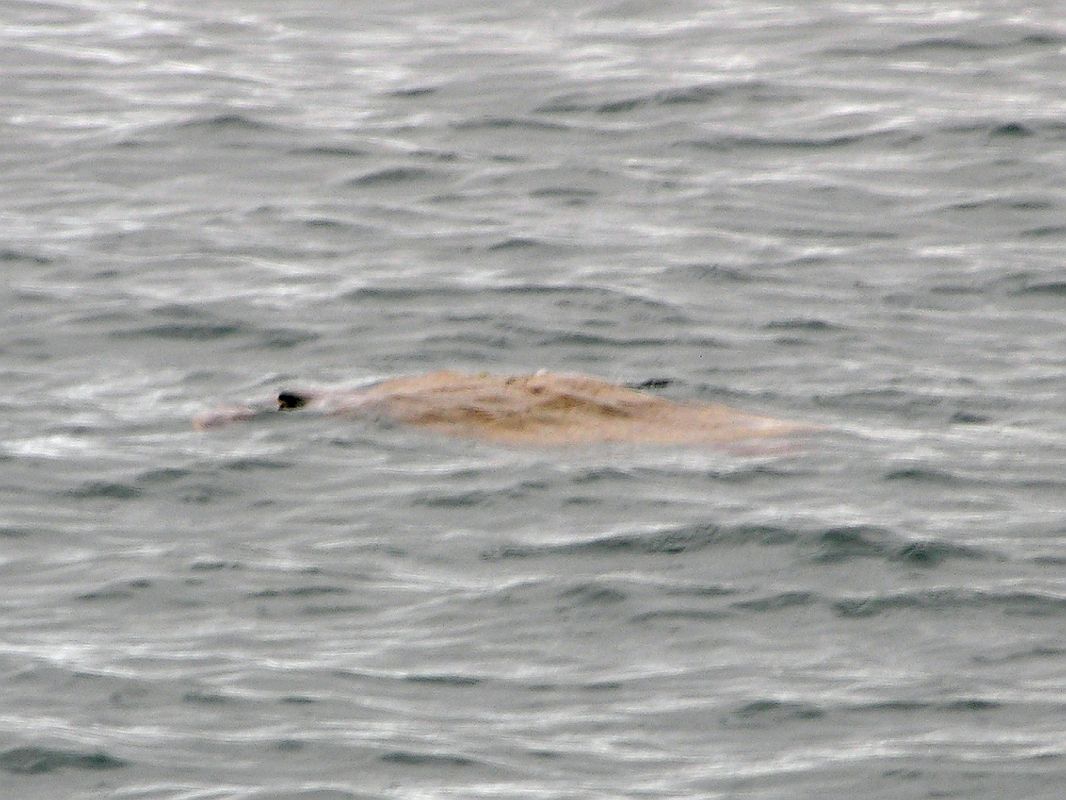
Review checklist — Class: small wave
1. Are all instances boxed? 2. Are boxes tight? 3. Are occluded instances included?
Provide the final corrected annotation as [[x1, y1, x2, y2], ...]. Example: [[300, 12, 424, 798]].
[[344, 166, 439, 187], [566, 466, 639, 484], [763, 318, 842, 332], [1021, 225, 1066, 239], [883, 467, 962, 485], [858, 700, 927, 713], [134, 462, 244, 501], [657, 84, 732, 106], [943, 698, 1002, 711], [558, 582, 629, 607], [482, 522, 798, 560], [179, 484, 240, 505], [7, 1, 93, 26], [1030, 555, 1066, 566], [891, 37, 997, 53], [248, 586, 350, 599], [271, 739, 306, 754], [662, 583, 738, 598], [662, 262, 760, 283], [950, 410, 990, 424], [538, 82, 748, 115], [343, 282, 681, 313], [77, 579, 151, 602], [64, 480, 140, 500], [486, 236, 554, 252], [112, 323, 243, 341], [386, 86, 438, 98], [300, 604, 369, 616], [812, 526, 986, 566], [834, 588, 1066, 618], [730, 699, 825, 721], [174, 112, 282, 132], [538, 330, 720, 348], [183, 690, 233, 705], [595, 98, 648, 114], [681, 131, 875, 152], [731, 591, 818, 612], [256, 788, 365, 800], [262, 327, 320, 349], [832, 33, 1063, 57], [992, 122, 1036, 138], [403, 673, 482, 687], [711, 466, 802, 486], [0, 746, 128, 775], [943, 119, 1063, 139], [813, 526, 900, 562], [812, 387, 941, 414], [771, 226, 898, 242], [189, 560, 243, 572], [137, 467, 193, 484], [973, 645, 1066, 664], [629, 608, 731, 624], [420, 488, 499, 508], [0, 248, 51, 264], [222, 457, 293, 472], [289, 144, 370, 158], [529, 186, 599, 201], [298, 216, 355, 230], [1014, 280, 1066, 296], [1020, 33, 1066, 46], [77, 588, 134, 601], [894, 540, 986, 566], [944, 196, 1051, 212], [930, 283, 987, 296], [857, 698, 1001, 714], [379, 750, 478, 767], [452, 116, 570, 131], [421, 330, 514, 350], [414, 148, 464, 162]]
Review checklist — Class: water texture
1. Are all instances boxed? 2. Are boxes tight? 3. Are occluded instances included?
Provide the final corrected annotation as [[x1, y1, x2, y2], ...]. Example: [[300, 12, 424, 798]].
[[2, 1, 1066, 798]]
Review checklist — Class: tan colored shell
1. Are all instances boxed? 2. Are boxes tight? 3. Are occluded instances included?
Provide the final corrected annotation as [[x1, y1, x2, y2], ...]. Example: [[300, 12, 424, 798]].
[[310, 371, 810, 445], [196, 371, 812, 445]]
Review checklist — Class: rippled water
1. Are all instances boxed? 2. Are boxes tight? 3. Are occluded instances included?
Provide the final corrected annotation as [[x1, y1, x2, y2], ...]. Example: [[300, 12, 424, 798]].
[[3, 1, 1066, 798]]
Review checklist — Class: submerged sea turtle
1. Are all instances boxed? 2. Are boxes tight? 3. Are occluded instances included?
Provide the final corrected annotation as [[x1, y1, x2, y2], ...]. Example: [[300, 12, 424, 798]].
[[194, 370, 813, 446]]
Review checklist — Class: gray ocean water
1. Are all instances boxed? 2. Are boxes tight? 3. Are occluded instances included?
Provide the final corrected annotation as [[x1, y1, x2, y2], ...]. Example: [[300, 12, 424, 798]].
[[3, 1, 1066, 798]]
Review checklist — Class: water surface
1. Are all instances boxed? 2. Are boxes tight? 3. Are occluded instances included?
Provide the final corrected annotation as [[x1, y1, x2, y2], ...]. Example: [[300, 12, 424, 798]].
[[3, 1, 1066, 798]]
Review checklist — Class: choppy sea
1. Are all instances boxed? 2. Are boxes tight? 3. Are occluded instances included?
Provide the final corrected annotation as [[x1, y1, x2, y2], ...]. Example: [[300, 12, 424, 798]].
[[3, 1, 1066, 798]]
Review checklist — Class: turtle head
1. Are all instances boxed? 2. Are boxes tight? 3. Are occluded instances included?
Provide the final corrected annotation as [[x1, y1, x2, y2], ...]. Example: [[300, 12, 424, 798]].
[[277, 390, 309, 410]]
